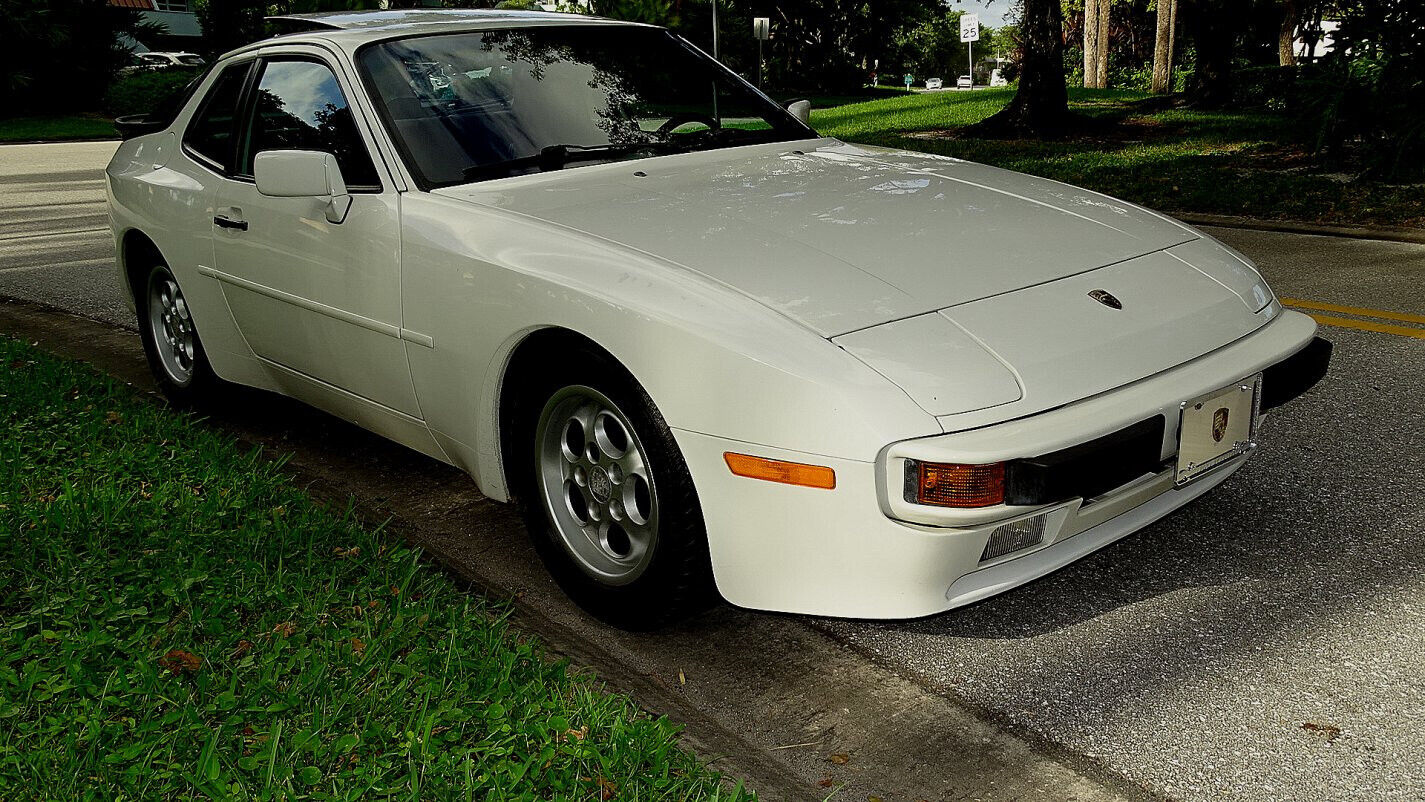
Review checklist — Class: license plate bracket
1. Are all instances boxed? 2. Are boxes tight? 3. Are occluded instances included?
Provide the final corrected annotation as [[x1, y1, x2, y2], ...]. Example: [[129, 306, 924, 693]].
[[1175, 375, 1261, 486]]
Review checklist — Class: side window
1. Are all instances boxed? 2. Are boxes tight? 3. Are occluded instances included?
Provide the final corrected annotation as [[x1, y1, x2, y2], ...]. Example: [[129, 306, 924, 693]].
[[240, 59, 381, 190], [183, 63, 248, 172]]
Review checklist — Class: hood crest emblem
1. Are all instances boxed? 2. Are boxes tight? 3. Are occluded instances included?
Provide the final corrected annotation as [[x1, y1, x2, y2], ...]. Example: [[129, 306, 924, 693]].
[[1088, 289, 1123, 310]]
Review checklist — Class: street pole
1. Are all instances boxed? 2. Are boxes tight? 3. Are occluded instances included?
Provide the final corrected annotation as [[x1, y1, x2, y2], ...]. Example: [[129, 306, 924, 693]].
[[712, 0, 719, 60], [758, 37, 764, 87], [967, 39, 973, 88]]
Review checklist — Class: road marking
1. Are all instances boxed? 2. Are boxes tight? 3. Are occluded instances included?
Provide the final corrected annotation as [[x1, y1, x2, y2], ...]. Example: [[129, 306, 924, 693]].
[[0, 257, 111, 274], [1281, 297, 1425, 326], [0, 226, 108, 243], [1301, 313, 1425, 340], [1280, 298, 1425, 340]]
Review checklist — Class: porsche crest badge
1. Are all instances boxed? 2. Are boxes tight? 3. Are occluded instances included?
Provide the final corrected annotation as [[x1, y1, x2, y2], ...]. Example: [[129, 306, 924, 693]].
[[1212, 407, 1230, 443], [1088, 289, 1123, 309]]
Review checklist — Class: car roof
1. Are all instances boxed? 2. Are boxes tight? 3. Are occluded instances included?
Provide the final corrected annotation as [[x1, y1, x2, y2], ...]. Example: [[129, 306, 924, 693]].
[[266, 9, 564, 31], [228, 9, 648, 60]]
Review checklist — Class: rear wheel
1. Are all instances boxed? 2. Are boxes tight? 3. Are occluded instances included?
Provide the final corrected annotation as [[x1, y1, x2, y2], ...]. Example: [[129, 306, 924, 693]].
[[137, 262, 218, 404], [512, 345, 715, 630]]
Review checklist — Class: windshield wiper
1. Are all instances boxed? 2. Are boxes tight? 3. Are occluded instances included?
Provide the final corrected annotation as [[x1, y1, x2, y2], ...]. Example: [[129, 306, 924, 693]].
[[700, 127, 791, 148], [463, 141, 686, 181]]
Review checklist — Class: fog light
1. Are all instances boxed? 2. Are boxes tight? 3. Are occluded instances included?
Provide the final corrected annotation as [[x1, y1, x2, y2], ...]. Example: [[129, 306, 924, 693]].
[[980, 514, 1048, 562], [905, 459, 1005, 508]]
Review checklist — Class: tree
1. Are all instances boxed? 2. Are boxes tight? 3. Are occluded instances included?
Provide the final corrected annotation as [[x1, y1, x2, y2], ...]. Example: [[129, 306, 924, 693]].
[[1185, 0, 1234, 107], [192, 0, 384, 57], [1278, 0, 1298, 65], [969, 0, 1072, 135], [1094, 0, 1110, 85], [0, 0, 162, 114], [682, 0, 941, 92], [1083, 0, 1100, 86], [1309, 0, 1425, 177], [1150, 0, 1177, 92], [1081, 0, 1111, 87], [891, 9, 1005, 82], [592, 0, 677, 26]]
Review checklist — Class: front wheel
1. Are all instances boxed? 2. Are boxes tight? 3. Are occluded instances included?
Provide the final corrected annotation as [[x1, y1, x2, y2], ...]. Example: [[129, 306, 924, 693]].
[[514, 348, 715, 630], [136, 263, 219, 404]]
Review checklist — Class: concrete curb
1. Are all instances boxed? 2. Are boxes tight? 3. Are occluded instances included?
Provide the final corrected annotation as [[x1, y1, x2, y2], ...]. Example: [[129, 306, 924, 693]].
[[0, 296, 1151, 802], [1177, 213, 1425, 245]]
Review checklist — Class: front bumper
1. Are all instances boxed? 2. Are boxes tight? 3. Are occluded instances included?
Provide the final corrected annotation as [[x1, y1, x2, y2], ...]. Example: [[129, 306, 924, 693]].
[[675, 310, 1327, 619]]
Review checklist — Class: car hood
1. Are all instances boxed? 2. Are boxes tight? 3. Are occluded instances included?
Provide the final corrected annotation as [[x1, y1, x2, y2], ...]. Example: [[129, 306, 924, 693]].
[[433, 139, 1202, 338]]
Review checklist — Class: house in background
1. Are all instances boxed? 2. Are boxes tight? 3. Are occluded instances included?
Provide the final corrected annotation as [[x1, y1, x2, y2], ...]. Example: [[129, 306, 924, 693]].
[[109, 0, 204, 53], [1294, 20, 1340, 61]]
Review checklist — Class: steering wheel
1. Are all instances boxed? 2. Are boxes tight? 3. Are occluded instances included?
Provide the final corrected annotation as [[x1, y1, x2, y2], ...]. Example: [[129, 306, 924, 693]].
[[657, 112, 721, 137]]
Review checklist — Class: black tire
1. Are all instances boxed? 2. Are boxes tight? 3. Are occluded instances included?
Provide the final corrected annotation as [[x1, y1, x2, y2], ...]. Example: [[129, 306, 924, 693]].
[[509, 342, 717, 630], [135, 262, 220, 405]]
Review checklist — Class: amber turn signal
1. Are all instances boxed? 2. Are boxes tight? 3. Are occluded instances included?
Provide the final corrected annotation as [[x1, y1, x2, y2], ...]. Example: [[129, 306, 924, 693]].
[[724, 452, 836, 490], [907, 459, 1005, 508]]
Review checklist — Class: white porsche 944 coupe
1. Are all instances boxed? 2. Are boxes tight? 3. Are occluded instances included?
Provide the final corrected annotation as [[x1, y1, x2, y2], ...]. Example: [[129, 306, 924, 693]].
[[107, 9, 1331, 628]]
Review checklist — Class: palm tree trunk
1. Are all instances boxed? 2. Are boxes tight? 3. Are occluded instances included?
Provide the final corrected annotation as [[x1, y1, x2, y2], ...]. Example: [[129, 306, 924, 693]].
[[1151, 0, 1177, 93], [969, 0, 1072, 135], [1279, 0, 1299, 66], [1083, 0, 1100, 88], [1095, 0, 1111, 88]]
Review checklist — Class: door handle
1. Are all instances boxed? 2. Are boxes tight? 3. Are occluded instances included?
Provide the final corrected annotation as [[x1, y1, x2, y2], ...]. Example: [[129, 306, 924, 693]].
[[213, 215, 248, 231]]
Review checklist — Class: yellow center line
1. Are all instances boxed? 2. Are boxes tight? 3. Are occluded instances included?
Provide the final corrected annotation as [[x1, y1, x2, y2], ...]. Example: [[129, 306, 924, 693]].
[[1298, 312, 1425, 340], [1280, 297, 1425, 326]]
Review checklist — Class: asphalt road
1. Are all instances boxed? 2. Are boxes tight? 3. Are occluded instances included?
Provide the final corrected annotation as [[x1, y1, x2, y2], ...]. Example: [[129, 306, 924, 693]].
[[0, 142, 130, 326], [4, 141, 1424, 801]]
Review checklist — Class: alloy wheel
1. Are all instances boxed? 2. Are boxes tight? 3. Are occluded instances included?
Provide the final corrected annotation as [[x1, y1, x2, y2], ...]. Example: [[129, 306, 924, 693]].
[[535, 386, 659, 586], [147, 268, 196, 386]]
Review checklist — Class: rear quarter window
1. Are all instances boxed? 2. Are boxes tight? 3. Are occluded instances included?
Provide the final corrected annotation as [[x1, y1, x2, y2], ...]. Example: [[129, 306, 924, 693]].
[[183, 64, 250, 173]]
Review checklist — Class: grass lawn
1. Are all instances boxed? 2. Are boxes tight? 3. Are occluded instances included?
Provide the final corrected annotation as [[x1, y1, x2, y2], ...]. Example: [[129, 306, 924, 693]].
[[811, 88, 1425, 228], [0, 116, 117, 143], [0, 336, 751, 801]]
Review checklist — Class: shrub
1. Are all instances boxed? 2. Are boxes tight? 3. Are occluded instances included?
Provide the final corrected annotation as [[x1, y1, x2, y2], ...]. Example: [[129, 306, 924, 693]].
[[0, 0, 161, 115], [1295, 2, 1425, 179], [102, 67, 202, 118], [1232, 65, 1301, 111]]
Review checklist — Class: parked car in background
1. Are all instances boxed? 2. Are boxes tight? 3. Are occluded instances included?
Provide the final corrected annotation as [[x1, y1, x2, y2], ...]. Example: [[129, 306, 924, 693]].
[[122, 51, 206, 75], [956, 74, 973, 88], [106, 9, 1330, 629], [925, 77, 943, 90]]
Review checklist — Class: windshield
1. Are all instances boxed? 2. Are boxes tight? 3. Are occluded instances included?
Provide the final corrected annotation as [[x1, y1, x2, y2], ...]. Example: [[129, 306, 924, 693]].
[[357, 25, 815, 188]]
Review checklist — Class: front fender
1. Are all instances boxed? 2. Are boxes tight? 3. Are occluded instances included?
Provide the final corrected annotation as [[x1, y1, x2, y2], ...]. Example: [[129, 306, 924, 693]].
[[397, 193, 940, 500]]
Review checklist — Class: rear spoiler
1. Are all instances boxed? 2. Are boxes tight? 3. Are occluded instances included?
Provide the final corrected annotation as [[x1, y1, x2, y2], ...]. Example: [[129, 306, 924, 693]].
[[264, 15, 344, 34]]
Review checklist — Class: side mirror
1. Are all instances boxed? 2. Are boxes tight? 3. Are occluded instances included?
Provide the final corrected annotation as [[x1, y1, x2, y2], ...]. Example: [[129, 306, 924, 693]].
[[253, 149, 352, 224], [785, 98, 812, 126]]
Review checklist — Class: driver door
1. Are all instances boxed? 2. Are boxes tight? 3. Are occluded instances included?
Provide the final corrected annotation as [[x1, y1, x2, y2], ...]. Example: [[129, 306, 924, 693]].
[[210, 54, 420, 418]]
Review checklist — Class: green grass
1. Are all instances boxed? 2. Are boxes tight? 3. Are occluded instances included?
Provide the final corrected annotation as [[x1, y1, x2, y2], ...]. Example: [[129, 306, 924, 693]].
[[810, 88, 1425, 228], [811, 86, 1022, 137], [0, 337, 751, 801], [0, 116, 117, 143]]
